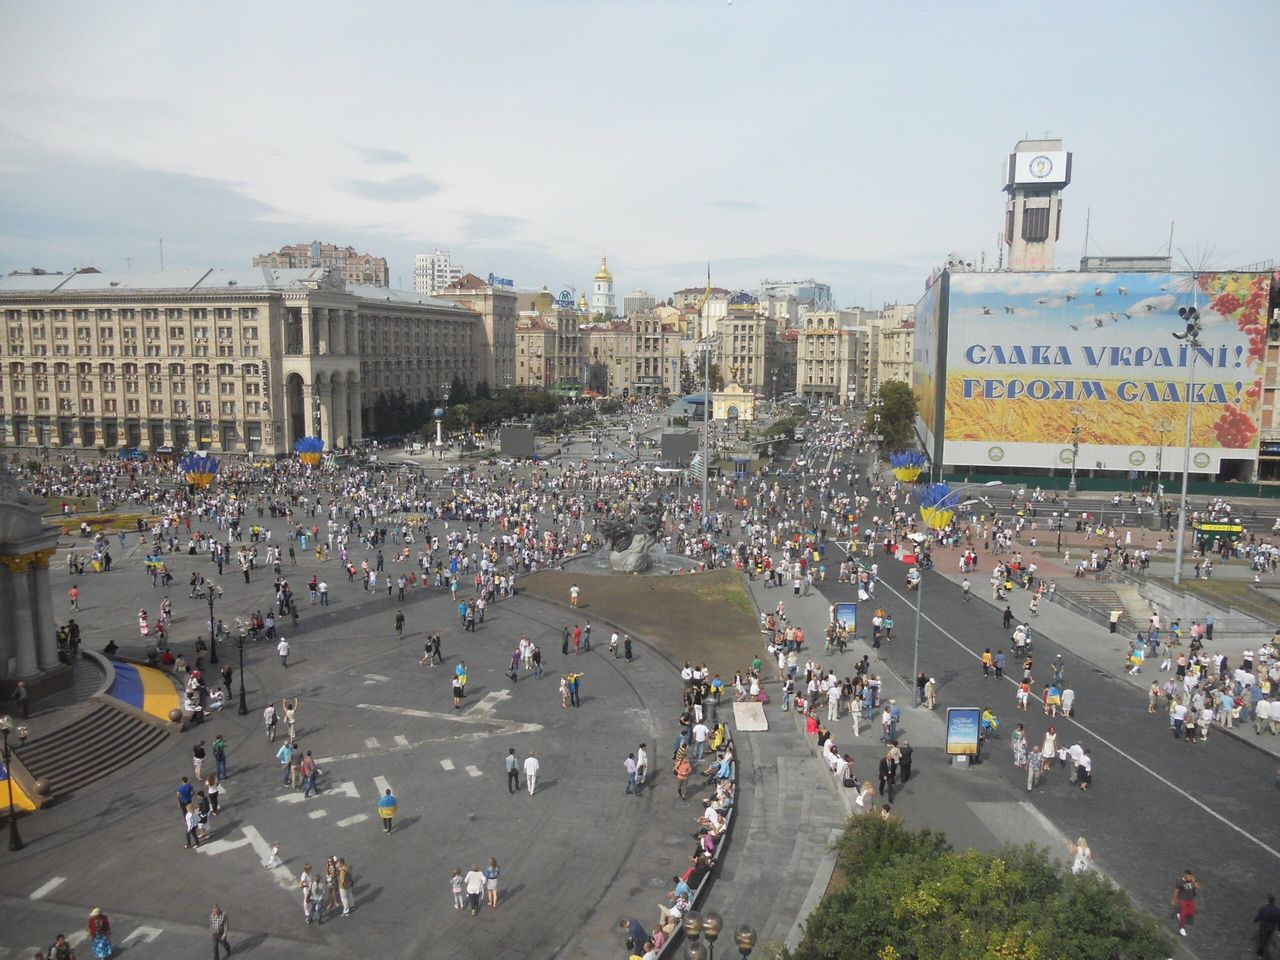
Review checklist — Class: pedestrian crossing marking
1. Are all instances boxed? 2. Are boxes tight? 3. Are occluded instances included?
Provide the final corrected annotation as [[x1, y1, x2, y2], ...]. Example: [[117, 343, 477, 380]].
[[337, 814, 368, 828], [440, 759, 455, 770], [394, 734, 409, 746], [363, 673, 390, 684], [121, 926, 163, 946], [466, 765, 482, 777], [309, 809, 327, 819], [197, 825, 296, 891], [29, 877, 66, 900], [373, 775, 393, 796], [365, 737, 380, 748]]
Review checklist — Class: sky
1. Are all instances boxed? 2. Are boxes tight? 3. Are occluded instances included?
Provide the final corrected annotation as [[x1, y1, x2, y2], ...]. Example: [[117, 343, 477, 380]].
[[0, 0, 1275, 308]]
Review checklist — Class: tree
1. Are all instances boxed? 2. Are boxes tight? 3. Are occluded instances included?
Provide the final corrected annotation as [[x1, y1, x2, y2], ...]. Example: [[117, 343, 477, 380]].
[[791, 817, 1173, 960], [449, 374, 471, 406], [866, 380, 918, 454]]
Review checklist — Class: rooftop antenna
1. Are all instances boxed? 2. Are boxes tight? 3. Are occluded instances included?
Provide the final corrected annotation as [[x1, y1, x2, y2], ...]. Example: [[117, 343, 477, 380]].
[[1082, 207, 1091, 261], [159, 237, 165, 272], [1167, 221, 1175, 260]]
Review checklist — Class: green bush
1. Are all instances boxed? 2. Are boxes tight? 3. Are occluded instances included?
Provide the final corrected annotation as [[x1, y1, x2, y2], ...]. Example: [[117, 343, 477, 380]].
[[791, 816, 1173, 960]]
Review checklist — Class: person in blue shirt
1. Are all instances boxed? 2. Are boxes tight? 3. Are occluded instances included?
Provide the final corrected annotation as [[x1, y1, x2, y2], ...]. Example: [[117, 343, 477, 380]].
[[176, 776, 193, 813]]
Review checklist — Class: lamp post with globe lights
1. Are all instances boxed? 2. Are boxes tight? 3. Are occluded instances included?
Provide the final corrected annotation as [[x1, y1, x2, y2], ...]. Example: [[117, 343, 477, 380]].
[[0, 715, 29, 850], [236, 622, 249, 716], [682, 911, 756, 960], [1171, 305, 1202, 586]]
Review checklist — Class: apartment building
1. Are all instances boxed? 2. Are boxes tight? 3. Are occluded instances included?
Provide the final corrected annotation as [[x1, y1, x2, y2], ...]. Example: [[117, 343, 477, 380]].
[[581, 314, 682, 398], [253, 242, 388, 287]]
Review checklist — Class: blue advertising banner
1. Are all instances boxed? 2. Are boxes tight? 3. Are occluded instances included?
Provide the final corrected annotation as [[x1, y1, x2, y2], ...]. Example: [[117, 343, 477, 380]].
[[832, 602, 856, 634], [946, 707, 981, 756]]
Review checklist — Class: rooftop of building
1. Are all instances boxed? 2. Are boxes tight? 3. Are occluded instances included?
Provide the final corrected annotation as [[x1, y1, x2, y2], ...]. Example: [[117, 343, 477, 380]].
[[0, 267, 477, 314]]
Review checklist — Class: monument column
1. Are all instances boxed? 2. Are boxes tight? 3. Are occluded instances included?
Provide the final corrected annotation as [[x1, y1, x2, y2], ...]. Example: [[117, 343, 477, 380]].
[[2, 555, 39, 677], [32, 549, 60, 670]]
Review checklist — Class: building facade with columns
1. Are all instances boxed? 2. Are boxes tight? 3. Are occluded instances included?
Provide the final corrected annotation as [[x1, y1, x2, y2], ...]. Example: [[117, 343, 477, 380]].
[[0, 268, 483, 455], [0, 459, 63, 695]]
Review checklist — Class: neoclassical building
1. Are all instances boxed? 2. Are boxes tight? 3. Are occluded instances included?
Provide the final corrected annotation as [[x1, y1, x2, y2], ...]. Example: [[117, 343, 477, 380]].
[[0, 267, 484, 455]]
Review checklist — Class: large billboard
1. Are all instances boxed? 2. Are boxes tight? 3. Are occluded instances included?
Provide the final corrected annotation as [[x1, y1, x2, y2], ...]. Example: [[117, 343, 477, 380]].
[[936, 271, 1267, 473], [912, 274, 946, 465]]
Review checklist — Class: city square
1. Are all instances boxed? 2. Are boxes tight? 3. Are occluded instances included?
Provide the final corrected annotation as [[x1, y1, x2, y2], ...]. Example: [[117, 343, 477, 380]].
[[2, 3, 1279, 960]]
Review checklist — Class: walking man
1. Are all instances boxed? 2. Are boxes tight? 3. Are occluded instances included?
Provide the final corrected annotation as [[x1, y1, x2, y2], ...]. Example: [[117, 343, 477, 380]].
[[1172, 868, 1200, 937], [524, 751, 539, 795], [377, 787, 397, 834], [635, 743, 648, 795], [277, 636, 290, 668], [570, 583, 580, 608], [264, 702, 278, 741], [625, 752, 638, 795], [505, 748, 520, 794], [210, 904, 231, 959], [337, 858, 355, 917], [394, 609, 405, 641]]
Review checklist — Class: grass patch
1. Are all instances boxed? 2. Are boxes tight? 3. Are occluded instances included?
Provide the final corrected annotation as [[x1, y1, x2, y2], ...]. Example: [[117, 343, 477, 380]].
[[52, 514, 139, 536], [694, 579, 756, 617]]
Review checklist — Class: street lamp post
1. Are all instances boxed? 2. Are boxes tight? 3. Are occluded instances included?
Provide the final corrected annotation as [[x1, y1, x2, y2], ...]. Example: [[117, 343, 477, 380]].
[[207, 586, 218, 664], [0, 715, 29, 851], [682, 910, 755, 960], [699, 338, 717, 521], [236, 627, 249, 715], [1153, 417, 1173, 497], [912, 481, 1003, 703], [1171, 306, 1203, 586], [1067, 404, 1085, 493]]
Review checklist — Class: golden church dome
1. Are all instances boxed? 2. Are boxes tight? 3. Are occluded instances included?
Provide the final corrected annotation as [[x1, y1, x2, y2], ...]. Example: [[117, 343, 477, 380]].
[[594, 255, 613, 282]]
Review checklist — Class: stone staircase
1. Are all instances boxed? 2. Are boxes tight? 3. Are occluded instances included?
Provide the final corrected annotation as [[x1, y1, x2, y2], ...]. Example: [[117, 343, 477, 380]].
[[1054, 582, 1132, 633], [14, 702, 170, 800]]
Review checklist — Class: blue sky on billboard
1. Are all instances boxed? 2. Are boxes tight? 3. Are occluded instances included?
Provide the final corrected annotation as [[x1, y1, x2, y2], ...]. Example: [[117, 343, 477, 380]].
[[0, 1, 1274, 304]]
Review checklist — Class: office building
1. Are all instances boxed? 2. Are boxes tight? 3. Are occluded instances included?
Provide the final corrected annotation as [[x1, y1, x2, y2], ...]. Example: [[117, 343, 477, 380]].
[[622, 290, 655, 316], [0, 267, 481, 455], [436, 273, 516, 390]]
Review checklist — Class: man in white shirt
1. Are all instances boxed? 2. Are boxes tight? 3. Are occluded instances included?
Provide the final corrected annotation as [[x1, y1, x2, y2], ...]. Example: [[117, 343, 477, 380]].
[[523, 751, 539, 795], [827, 682, 842, 722], [1256, 697, 1272, 735], [277, 637, 289, 668], [691, 721, 710, 759], [635, 743, 649, 794]]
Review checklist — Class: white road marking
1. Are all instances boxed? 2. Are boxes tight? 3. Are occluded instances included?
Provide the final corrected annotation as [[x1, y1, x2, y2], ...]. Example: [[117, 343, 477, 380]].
[[364, 673, 390, 682], [440, 759, 455, 771], [465, 765, 482, 777], [65, 931, 89, 948], [373, 775, 393, 796], [394, 734, 409, 746], [308, 809, 327, 819], [337, 814, 368, 828], [325, 780, 361, 799], [873, 568, 1280, 863], [276, 792, 307, 804], [467, 689, 511, 716], [197, 825, 296, 890], [121, 926, 163, 946], [365, 738, 380, 748], [313, 703, 543, 764], [29, 877, 65, 900]]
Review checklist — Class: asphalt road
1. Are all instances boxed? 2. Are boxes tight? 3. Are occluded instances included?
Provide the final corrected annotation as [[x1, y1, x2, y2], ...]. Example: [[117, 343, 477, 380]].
[[812, 446, 1278, 959]]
